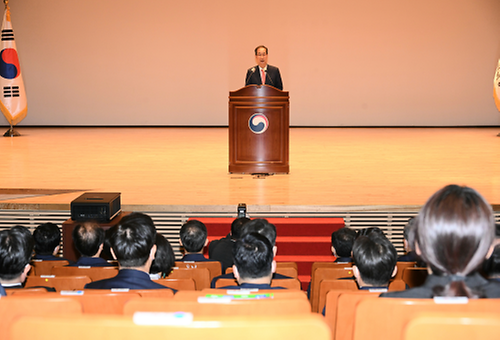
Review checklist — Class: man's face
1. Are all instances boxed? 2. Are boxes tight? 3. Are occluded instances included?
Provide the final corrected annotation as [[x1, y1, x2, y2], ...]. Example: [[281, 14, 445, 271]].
[[255, 47, 268, 69]]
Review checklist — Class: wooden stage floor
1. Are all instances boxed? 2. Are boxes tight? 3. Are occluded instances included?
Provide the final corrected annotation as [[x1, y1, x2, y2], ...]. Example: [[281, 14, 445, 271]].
[[1, 127, 500, 213]]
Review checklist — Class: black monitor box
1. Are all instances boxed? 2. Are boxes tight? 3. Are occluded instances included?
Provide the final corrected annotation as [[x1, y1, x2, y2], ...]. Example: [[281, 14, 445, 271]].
[[71, 192, 121, 222]]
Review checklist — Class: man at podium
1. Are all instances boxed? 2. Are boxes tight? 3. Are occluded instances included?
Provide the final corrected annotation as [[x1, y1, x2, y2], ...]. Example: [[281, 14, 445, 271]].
[[245, 45, 283, 91]]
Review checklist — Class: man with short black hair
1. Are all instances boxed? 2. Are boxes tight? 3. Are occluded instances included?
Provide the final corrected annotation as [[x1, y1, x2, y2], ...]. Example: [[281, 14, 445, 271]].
[[85, 213, 175, 291], [211, 218, 291, 288], [179, 220, 211, 262], [32, 222, 68, 261], [0, 226, 34, 289], [331, 227, 357, 263], [69, 221, 113, 267], [352, 233, 397, 290], [219, 233, 283, 290]]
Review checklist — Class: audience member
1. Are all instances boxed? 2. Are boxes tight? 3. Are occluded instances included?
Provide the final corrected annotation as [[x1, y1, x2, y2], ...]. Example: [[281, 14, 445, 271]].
[[482, 224, 500, 280], [68, 221, 114, 267], [210, 218, 291, 288], [397, 217, 421, 263], [150, 233, 175, 280], [331, 227, 357, 262], [0, 226, 34, 289], [381, 184, 500, 298], [352, 232, 397, 290], [32, 222, 70, 262], [219, 233, 284, 290], [85, 212, 176, 292], [209, 217, 250, 273], [179, 220, 212, 262]]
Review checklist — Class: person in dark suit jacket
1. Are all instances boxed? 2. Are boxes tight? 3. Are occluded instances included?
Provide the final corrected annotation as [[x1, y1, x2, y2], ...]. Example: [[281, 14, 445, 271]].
[[32, 222, 72, 263], [219, 232, 285, 290], [85, 213, 175, 292], [245, 45, 283, 91], [0, 226, 34, 290], [209, 217, 250, 273], [68, 221, 115, 267]]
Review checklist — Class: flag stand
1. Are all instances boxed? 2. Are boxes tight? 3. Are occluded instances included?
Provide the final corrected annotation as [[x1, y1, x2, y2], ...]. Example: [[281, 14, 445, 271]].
[[3, 125, 20, 137]]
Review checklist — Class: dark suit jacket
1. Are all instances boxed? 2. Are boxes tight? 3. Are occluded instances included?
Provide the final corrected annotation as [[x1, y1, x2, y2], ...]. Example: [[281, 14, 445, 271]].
[[245, 65, 283, 90], [208, 234, 234, 273], [380, 272, 500, 298], [67, 256, 115, 267], [84, 269, 176, 292]]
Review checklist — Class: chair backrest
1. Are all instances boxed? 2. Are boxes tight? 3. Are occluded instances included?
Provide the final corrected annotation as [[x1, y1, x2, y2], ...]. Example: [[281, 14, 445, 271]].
[[334, 292, 380, 340], [225, 261, 298, 278], [394, 262, 416, 281], [404, 311, 500, 340], [175, 261, 222, 281], [25, 275, 92, 291], [353, 298, 500, 340], [199, 289, 308, 300], [123, 296, 312, 316], [213, 277, 301, 290], [5, 287, 48, 295], [0, 295, 82, 340], [310, 266, 354, 312], [10, 314, 331, 340], [165, 267, 211, 290], [311, 261, 352, 276], [51, 266, 119, 281], [131, 289, 176, 298], [323, 289, 367, 339], [402, 267, 428, 288], [30, 260, 69, 275], [152, 278, 196, 291], [388, 279, 406, 291], [71, 290, 142, 314], [318, 279, 358, 314]]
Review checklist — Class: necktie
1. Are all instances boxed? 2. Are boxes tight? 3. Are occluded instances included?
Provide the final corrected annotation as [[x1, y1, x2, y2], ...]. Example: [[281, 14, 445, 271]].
[[261, 69, 266, 85]]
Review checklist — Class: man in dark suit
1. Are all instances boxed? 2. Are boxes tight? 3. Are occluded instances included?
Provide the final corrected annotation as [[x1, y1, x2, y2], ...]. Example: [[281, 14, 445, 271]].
[[218, 232, 285, 290], [68, 221, 114, 267], [0, 226, 34, 290], [245, 45, 283, 91], [208, 217, 249, 273], [85, 213, 175, 292]]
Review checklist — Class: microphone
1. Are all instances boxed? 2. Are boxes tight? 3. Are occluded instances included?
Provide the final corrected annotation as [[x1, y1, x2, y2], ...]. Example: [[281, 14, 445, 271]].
[[264, 69, 275, 86], [245, 67, 256, 85]]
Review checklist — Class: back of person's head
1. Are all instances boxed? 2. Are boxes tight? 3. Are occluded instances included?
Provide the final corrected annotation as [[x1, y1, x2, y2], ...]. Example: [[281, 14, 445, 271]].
[[331, 228, 357, 258], [33, 222, 61, 255], [72, 221, 105, 257], [416, 184, 494, 298], [110, 212, 157, 268], [233, 232, 274, 281], [356, 227, 385, 238], [179, 220, 207, 253], [0, 227, 34, 281], [231, 217, 250, 240], [150, 233, 175, 276], [240, 219, 277, 246], [352, 233, 397, 286], [403, 217, 417, 250]]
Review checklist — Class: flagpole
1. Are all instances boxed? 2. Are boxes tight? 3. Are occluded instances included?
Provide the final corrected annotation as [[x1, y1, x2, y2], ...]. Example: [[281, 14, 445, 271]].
[[2, 0, 23, 137]]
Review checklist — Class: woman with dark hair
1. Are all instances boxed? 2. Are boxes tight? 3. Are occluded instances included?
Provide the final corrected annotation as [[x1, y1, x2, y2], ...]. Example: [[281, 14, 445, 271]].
[[149, 234, 175, 280], [381, 184, 500, 298]]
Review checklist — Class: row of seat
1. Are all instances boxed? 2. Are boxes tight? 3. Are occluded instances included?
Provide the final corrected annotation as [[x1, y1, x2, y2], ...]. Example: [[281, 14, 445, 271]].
[[322, 290, 500, 340], [0, 289, 312, 340], [26, 260, 302, 290]]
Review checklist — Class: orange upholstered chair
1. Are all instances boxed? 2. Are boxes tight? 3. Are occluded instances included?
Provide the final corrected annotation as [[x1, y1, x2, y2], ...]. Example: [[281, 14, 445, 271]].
[[11, 314, 331, 340], [51, 266, 118, 281]]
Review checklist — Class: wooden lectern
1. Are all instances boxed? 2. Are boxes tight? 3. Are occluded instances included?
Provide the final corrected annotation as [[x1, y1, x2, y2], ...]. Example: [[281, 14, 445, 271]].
[[228, 85, 289, 174]]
